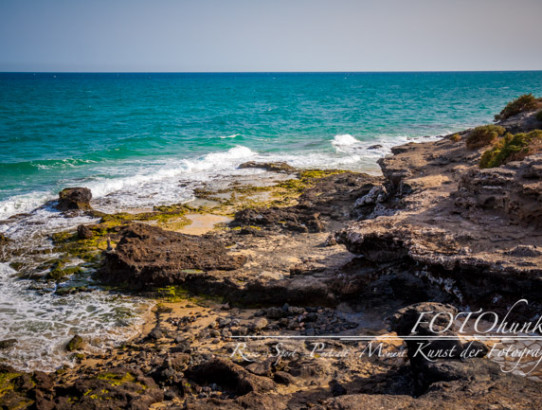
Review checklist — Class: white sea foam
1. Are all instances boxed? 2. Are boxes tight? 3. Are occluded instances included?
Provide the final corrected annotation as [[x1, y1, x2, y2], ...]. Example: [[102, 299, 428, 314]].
[[331, 133, 441, 159], [218, 133, 239, 139], [0, 263, 149, 372], [0, 191, 56, 221], [331, 134, 360, 146]]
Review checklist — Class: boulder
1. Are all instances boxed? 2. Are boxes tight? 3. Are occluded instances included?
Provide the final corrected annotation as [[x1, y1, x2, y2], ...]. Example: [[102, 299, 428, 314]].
[[76, 224, 94, 239], [66, 335, 84, 352], [238, 161, 296, 173], [56, 187, 92, 211]]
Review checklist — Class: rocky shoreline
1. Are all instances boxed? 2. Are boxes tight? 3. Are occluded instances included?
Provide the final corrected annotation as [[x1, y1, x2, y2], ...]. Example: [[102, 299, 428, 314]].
[[1, 98, 542, 408]]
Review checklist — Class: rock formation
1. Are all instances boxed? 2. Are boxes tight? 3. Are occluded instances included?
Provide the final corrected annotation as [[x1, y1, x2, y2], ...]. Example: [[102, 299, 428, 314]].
[[56, 187, 92, 211]]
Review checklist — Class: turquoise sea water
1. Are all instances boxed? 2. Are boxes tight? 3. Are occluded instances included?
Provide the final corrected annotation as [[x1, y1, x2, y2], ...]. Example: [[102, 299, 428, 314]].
[[1, 71, 542, 371], [1, 71, 542, 218]]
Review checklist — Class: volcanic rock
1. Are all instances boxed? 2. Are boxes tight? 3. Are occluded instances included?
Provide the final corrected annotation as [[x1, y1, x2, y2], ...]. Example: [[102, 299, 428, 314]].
[[238, 161, 297, 173], [56, 187, 92, 211], [99, 223, 246, 286]]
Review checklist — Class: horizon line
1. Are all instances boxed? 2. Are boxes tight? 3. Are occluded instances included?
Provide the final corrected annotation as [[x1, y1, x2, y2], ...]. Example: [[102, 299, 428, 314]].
[[1, 69, 542, 75]]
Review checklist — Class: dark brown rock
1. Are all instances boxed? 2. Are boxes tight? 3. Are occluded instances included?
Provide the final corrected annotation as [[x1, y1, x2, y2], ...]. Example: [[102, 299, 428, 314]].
[[77, 224, 94, 239], [99, 223, 246, 286], [56, 367, 163, 410], [238, 161, 296, 173], [0, 338, 17, 349], [56, 187, 92, 211], [186, 358, 274, 396]]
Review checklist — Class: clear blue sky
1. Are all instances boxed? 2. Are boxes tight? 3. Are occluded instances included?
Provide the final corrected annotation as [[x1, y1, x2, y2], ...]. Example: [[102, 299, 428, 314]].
[[1, 0, 541, 72]]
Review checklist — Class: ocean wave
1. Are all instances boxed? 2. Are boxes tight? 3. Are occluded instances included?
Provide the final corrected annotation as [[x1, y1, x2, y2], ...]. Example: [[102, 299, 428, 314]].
[[0, 191, 55, 221], [331, 134, 360, 146], [218, 133, 239, 139], [331, 132, 441, 158], [0, 158, 97, 173]]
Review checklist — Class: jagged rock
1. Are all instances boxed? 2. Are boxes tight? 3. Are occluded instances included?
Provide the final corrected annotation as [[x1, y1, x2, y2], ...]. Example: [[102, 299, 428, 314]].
[[338, 134, 542, 308], [238, 161, 296, 173], [354, 185, 388, 208], [56, 187, 92, 211], [186, 359, 274, 396], [455, 154, 542, 226], [232, 207, 324, 233], [98, 223, 246, 286], [65, 335, 84, 352]]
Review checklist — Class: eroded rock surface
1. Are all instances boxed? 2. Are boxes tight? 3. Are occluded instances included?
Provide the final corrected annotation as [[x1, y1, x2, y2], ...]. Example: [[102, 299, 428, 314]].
[[99, 223, 247, 286], [338, 124, 542, 310]]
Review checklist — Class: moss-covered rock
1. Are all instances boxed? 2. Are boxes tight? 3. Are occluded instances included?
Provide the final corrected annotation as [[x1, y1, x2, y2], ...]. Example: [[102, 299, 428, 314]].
[[66, 335, 84, 352], [0, 367, 33, 408], [465, 125, 506, 149], [47, 260, 84, 282]]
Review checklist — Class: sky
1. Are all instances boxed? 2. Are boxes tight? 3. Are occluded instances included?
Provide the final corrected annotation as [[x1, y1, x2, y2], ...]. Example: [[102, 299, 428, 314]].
[[1, 0, 541, 72]]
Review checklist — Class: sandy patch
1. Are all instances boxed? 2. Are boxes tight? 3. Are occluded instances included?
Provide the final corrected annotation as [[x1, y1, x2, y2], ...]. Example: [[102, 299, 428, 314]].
[[178, 213, 232, 235]]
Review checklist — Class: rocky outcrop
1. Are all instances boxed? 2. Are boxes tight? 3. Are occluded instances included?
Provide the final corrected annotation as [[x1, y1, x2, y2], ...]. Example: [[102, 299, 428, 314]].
[[98, 223, 247, 286], [5, 108, 541, 409], [496, 108, 542, 134], [56, 187, 92, 211], [338, 129, 542, 309], [231, 172, 381, 232]]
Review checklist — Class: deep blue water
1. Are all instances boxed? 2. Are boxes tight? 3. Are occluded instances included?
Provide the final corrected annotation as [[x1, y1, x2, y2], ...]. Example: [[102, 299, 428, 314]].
[[1, 71, 541, 217]]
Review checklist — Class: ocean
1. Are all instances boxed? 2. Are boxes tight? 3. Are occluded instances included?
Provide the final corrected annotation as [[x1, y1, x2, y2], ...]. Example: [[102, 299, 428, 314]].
[[2, 71, 542, 218], [1, 71, 542, 371]]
